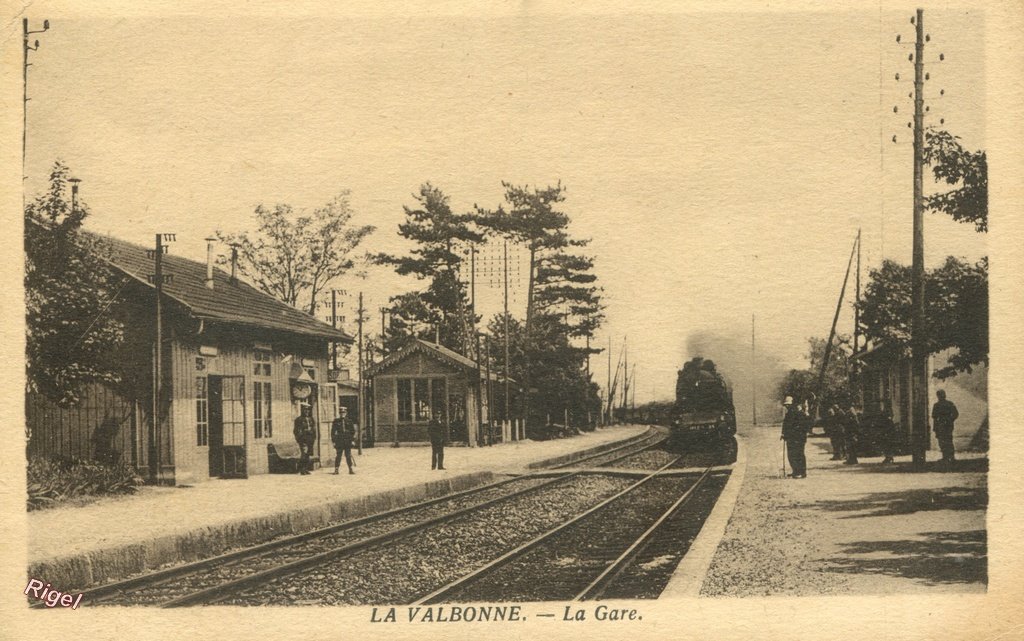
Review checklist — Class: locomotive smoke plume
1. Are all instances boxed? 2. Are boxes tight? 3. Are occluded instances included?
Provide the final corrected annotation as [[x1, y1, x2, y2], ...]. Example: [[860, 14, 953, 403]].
[[684, 330, 790, 425]]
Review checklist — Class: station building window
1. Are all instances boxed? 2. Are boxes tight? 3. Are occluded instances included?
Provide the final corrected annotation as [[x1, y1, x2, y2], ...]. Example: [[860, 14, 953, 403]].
[[196, 377, 209, 446], [396, 377, 447, 423], [253, 381, 272, 438], [253, 350, 272, 377]]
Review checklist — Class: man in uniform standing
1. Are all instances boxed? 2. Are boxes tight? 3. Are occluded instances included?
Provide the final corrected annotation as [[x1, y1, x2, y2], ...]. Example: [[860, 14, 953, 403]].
[[843, 403, 861, 465], [428, 410, 446, 471], [331, 406, 355, 475], [293, 405, 316, 475], [781, 396, 807, 478], [932, 389, 960, 465]]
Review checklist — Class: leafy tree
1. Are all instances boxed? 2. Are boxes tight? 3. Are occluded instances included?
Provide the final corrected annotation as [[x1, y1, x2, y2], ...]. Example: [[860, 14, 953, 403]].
[[476, 182, 604, 425], [857, 256, 988, 379], [924, 128, 987, 232], [25, 161, 126, 405], [376, 183, 482, 352], [216, 191, 374, 315], [774, 335, 855, 410]]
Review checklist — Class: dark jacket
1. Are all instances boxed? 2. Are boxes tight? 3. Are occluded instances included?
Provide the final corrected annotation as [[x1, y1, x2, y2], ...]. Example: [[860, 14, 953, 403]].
[[843, 409, 861, 438], [293, 415, 316, 446], [781, 406, 806, 440], [932, 399, 959, 434], [427, 417, 446, 446], [331, 416, 354, 449]]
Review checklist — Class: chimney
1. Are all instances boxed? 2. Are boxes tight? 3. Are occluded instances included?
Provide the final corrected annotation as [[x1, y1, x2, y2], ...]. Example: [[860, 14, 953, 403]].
[[205, 237, 216, 289], [230, 246, 238, 284]]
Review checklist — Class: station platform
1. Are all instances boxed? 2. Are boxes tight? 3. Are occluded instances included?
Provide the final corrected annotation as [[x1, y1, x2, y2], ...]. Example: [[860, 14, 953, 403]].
[[672, 422, 988, 597], [28, 425, 650, 589]]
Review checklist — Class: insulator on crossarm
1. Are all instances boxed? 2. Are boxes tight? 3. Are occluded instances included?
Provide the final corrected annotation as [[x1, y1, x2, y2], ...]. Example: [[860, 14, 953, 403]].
[[939, 53, 945, 61], [908, 122, 912, 128], [926, 34, 930, 42], [896, 34, 901, 43], [908, 92, 913, 98], [895, 73, 900, 81], [940, 118, 945, 125], [925, 105, 930, 112], [925, 72, 930, 80], [908, 53, 913, 61], [910, 16, 915, 24], [893, 106, 898, 113], [892, 135, 898, 143], [940, 88, 945, 96]]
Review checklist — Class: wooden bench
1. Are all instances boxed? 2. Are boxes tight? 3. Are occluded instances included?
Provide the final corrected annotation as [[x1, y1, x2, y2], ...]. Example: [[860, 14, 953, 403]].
[[267, 442, 320, 473]]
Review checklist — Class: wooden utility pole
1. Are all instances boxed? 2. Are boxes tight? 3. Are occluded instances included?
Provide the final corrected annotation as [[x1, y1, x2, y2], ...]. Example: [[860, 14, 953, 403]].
[[357, 292, 366, 453], [331, 290, 338, 369], [148, 234, 174, 482], [606, 335, 612, 425], [752, 313, 758, 426], [815, 234, 859, 412], [151, 234, 163, 483], [503, 239, 510, 426], [910, 7, 929, 467]]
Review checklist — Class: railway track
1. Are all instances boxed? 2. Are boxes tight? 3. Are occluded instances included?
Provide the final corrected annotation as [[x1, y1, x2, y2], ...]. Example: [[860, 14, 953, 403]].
[[415, 461, 723, 603], [76, 429, 666, 607]]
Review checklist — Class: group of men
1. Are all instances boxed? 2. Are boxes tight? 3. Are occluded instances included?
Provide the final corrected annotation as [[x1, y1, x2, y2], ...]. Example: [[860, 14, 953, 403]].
[[291, 406, 450, 475], [780, 390, 960, 478]]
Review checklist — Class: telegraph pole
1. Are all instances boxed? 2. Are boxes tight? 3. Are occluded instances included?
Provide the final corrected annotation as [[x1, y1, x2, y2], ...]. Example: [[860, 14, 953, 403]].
[[503, 239, 510, 426], [752, 314, 758, 426], [331, 290, 338, 370], [357, 292, 365, 454], [148, 233, 175, 483], [910, 8, 928, 467], [606, 335, 611, 425], [22, 18, 50, 205]]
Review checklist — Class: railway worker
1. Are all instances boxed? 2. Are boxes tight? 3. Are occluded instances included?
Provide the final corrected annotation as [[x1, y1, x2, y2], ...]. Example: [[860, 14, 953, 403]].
[[877, 402, 898, 465], [293, 406, 317, 475], [825, 403, 846, 461], [932, 389, 960, 465], [781, 396, 807, 479], [428, 410, 447, 471], [843, 403, 861, 465], [331, 407, 355, 475]]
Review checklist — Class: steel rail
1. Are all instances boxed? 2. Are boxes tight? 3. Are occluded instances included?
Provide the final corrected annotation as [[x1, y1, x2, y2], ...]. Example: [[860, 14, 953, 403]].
[[574, 465, 715, 601], [412, 454, 684, 605], [158, 471, 582, 607], [78, 472, 533, 605], [62, 433, 662, 609], [552, 429, 666, 469], [175, 438, 667, 608]]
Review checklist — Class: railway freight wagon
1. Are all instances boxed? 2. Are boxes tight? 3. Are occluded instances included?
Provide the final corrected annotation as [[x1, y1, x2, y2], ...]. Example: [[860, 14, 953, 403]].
[[670, 357, 737, 448]]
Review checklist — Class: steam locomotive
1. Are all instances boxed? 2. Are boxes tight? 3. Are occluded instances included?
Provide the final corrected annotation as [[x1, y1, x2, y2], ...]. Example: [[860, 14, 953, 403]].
[[669, 357, 737, 446]]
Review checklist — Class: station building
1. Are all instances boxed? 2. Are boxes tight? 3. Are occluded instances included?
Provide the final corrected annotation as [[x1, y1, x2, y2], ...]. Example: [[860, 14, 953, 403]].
[[25, 228, 353, 485], [364, 339, 501, 447]]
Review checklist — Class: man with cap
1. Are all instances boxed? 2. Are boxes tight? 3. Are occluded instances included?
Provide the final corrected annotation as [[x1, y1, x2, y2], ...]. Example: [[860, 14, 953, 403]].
[[781, 395, 807, 478], [330, 406, 355, 475]]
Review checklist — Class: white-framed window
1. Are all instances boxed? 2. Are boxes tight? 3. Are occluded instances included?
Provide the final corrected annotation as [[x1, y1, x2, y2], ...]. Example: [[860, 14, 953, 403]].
[[196, 376, 209, 446], [253, 381, 273, 438], [253, 350, 272, 377]]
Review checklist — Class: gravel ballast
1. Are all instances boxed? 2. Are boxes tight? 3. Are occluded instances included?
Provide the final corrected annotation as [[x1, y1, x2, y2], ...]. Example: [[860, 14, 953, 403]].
[[228, 474, 635, 605]]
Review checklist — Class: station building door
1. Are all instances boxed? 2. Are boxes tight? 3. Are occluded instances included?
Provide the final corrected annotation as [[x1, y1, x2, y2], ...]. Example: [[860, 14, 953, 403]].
[[208, 375, 248, 479]]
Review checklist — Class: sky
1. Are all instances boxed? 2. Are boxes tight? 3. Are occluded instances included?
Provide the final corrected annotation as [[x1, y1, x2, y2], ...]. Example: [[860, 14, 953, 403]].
[[18, 5, 988, 408]]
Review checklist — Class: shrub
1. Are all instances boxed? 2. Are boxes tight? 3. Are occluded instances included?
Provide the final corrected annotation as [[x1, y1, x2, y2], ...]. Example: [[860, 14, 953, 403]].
[[27, 456, 144, 511]]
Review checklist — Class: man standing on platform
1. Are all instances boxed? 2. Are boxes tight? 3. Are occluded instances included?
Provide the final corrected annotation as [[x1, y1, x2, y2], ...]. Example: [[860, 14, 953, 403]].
[[932, 389, 960, 465], [293, 405, 316, 475], [781, 396, 807, 478], [331, 406, 355, 475], [428, 410, 446, 471]]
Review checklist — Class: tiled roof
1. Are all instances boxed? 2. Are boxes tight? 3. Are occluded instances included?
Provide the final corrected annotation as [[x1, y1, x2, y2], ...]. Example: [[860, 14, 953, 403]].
[[87, 232, 352, 342]]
